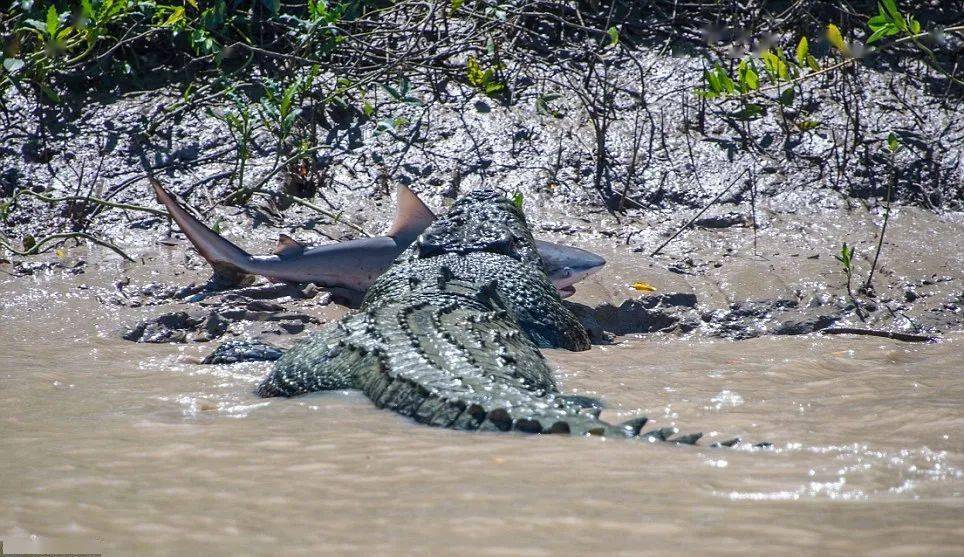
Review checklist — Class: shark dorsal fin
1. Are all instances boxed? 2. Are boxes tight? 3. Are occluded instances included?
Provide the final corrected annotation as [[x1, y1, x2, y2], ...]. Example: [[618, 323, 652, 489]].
[[273, 234, 306, 259], [386, 184, 436, 240]]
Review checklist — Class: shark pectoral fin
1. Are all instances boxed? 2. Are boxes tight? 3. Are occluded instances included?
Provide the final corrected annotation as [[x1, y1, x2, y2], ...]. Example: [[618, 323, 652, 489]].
[[273, 234, 306, 259], [385, 184, 436, 239]]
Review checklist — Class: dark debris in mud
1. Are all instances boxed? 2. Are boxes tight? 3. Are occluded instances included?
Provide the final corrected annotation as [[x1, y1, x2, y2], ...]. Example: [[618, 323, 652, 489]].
[[202, 339, 285, 365], [120, 277, 330, 344]]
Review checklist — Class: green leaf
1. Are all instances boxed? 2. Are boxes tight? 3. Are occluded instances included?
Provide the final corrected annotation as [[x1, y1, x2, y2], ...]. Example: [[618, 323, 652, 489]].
[[485, 82, 504, 95], [886, 132, 901, 153], [909, 17, 920, 34], [38, 82, 61, 103], [779, 87, 795, 106], [761, 50, 788, 81], [806, 54, 820, 72], [867, 24, 895, 44], [796, 119, 820, 132], [704, 68, 721, 93], [826, 24, 850, 57], [2, 58, 25, 75], [880, 0, 904, 29], [45, 5, 59, 38], [868, 14, 888, 30], [510, 191, 523, 208], [719, 68, 735, 93], [738, 60, 759, 91], [451, 0, 464, 11], [163, 6, 185, 27], [730, 103, 765, 120], [607, 26, 619, 47], [795, 36, 809, 66], [362, 102, 375, 118]]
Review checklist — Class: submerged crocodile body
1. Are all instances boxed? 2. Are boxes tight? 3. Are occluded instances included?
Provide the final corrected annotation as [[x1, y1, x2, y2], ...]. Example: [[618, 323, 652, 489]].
[[257, 190, 711, 443]]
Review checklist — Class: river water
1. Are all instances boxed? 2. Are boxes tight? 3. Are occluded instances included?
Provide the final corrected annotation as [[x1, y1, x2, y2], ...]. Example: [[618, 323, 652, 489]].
[[1, 260, 962, 556]]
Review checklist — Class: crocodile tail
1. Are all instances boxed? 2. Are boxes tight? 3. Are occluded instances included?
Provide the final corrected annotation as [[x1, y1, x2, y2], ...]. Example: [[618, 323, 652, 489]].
[[348, 299, 702, 442], [256, 317, 359, 397]]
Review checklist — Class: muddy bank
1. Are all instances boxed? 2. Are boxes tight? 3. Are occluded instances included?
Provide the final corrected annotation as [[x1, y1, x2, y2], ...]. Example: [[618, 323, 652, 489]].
[[74, 197, 954, 353]]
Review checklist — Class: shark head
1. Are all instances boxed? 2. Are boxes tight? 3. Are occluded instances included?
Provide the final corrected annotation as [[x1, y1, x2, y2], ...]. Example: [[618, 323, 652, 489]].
[[535, 240, 606, 298]]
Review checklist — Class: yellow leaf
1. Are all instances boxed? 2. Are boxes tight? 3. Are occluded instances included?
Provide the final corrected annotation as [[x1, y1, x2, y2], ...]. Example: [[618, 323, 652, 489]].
[[826, 24, 850, 57], [55, 248, 66, 258], [631, 281, 657, 292], [163, 6, 185, 27], [185, 0, 198, 9]]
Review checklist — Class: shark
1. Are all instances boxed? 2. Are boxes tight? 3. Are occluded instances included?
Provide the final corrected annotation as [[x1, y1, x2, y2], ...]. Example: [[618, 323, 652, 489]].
[[149, 178, 605, 298]]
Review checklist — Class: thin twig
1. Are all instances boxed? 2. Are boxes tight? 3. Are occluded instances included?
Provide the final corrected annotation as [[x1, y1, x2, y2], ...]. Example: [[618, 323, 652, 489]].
[[0, 232, 135, 261], [823, 327, 938, 343], [651, 168, 749, 256]]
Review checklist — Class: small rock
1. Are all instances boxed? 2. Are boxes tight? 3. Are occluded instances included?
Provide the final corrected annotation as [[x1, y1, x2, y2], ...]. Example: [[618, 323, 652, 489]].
[[279, 320, 305, 334], [693, 212, 746, 229], [123, 311, 203, 343], [773, 314, 838, 335], [246, 300, 286, 312], [301, 283, 319, 299]]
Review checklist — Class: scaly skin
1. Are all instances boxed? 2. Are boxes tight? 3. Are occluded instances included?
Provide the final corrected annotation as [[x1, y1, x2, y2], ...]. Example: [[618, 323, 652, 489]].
[[257, 190, 709, 443]]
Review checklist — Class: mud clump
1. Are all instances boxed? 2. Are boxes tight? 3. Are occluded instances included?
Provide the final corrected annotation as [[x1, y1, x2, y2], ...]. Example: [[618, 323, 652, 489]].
[[568, 292, 700, 342], [123, 311, 203, 343], [122, 305, 319, 344], [202, 339, 285, 364]]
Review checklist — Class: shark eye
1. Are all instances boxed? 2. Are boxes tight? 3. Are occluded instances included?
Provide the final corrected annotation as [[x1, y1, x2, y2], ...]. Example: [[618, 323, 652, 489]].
[[561, 267, 573, 278]]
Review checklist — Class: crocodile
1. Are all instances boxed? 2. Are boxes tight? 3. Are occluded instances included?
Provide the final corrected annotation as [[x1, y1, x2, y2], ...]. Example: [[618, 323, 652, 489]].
[[256, 189, 728, 444]]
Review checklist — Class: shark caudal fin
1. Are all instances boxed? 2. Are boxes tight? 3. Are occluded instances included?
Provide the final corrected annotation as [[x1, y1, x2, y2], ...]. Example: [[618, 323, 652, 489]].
[[149, 177, 254, 282], [385, 184, 436, 241]]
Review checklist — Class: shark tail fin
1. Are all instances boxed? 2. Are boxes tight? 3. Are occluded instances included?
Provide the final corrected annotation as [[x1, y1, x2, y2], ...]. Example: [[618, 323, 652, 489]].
[[149, 177, 253, 283], [385, 184, 436, 240]]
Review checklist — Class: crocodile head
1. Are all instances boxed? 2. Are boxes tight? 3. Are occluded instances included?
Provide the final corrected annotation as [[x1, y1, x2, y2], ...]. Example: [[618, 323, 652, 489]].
[[415, 189, 543, 267]]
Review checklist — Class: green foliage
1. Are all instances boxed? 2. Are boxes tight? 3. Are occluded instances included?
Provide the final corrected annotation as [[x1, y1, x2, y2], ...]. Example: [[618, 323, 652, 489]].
[[535, 92, 563, 118], [258, 69, 318, 155], [737, 60, 759, 91], [760, 49, 791, 81], [208, 94, 255, 204], [835, 242, 856, 277], [1, 1, 366, 104], [868, 0, 920, 44], [696, 65, 734, 99], [606, 26, 619, 47], [381, 78, 421, 105], [510, 191, 524, 208], [376, 116, 410, 134], [826, 24, 850, 57], [886, 132, 901, 153], [466, 56, 506, 97]]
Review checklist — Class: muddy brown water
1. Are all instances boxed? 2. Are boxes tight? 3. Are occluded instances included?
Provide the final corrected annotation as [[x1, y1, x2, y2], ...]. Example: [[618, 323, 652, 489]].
[[1, 252, 962, 556]]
